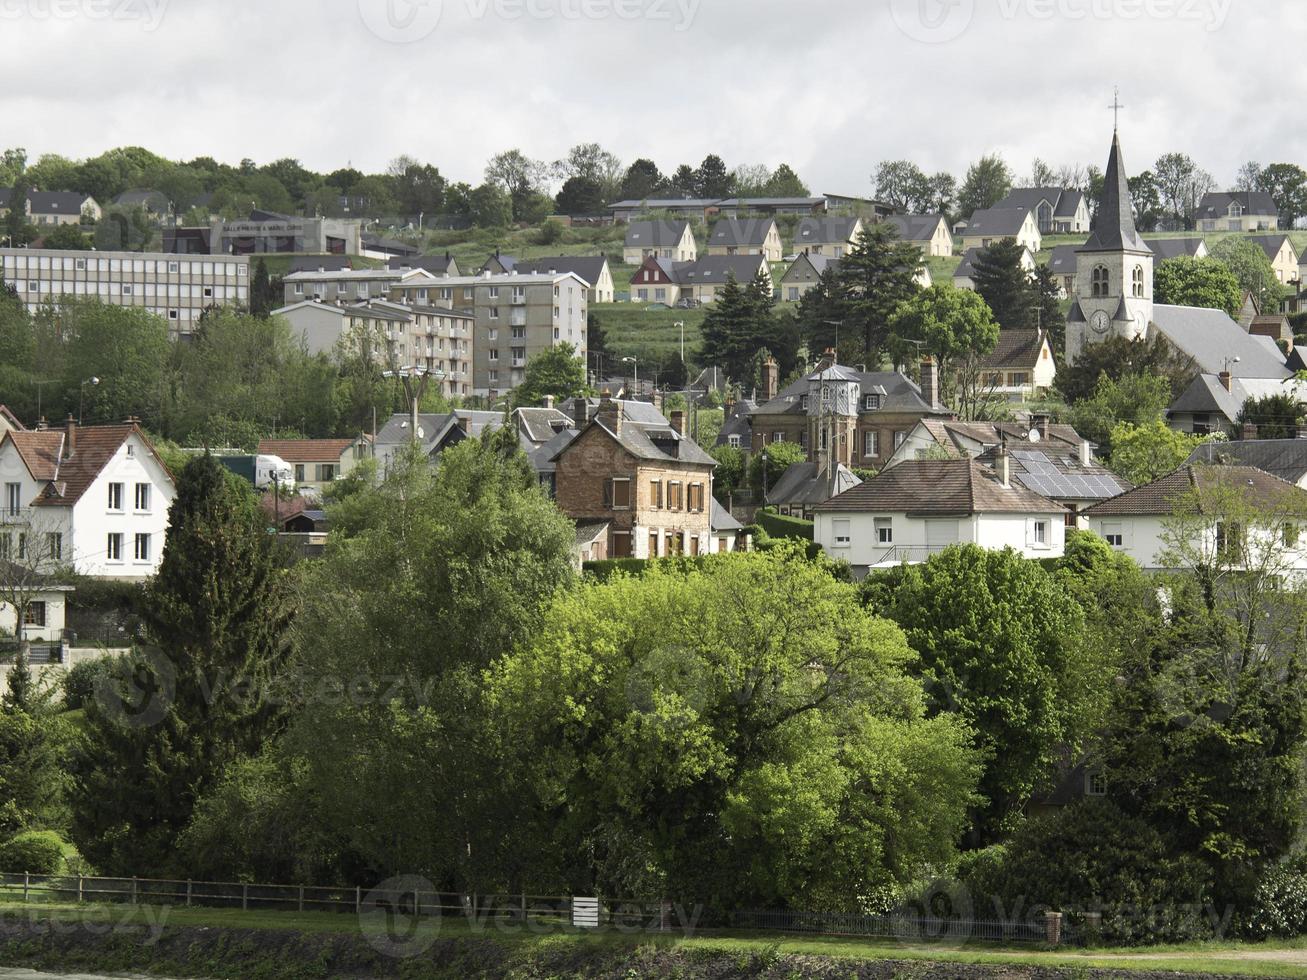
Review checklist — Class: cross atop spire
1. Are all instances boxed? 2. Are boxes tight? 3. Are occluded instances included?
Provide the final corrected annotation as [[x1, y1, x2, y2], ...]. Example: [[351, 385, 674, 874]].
[[1109, 86, 1124, 132]]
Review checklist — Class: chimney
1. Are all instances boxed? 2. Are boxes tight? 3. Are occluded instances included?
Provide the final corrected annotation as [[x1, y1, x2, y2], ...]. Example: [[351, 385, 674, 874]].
[[1080, 439, 1092, 467], [543, 394, 555, 410], [1040, 416, 1050, 440], [64, 415, 76, 460], [1218, 371, 1232, 391], [1242, 422, 1258, 441], [997, 446, 1011, 488], [725, 395, 736, 415], [762, 356, 779, 402], [670, 410, 687, 437], [920, 356, 939, 408], [597, 389, 621, 436], [818, 347, 837, 371]]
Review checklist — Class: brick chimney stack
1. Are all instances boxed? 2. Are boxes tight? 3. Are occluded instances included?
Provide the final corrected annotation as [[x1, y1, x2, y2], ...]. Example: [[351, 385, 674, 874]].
[[1218, 371, 1232, 391], [996, 446, 1011, 488], [761, 357, 779, 402], [64, 415, 76, 460], [920, 356, 939, 408], [669, 410, 687, 437], [597, 389, 621, 436]]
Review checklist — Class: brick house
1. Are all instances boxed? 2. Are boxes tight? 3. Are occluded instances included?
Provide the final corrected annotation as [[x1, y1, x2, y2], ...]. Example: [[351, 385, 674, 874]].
[[552, 395, 716, 558], [747, 352, 954, 471]]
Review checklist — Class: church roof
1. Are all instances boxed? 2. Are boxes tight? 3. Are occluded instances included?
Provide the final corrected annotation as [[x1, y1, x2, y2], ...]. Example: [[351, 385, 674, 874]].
[[1151, 305, 1290, 379], [1082, 131, 1151, 254], [1066, 300, 1086, 323]]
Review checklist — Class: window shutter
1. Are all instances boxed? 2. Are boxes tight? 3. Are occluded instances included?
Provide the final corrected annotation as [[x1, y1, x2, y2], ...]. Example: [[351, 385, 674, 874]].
[[602, 479, 612, 508]]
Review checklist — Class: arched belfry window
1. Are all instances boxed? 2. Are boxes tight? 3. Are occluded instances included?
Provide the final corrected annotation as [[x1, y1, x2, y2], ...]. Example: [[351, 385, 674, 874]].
[[1132, 265, 1145, 298], [1091, 266, 1109, 298]]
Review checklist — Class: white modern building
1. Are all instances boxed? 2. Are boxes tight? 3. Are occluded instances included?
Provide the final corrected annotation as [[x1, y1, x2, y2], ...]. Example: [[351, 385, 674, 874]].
[[812, 457, 1066, 574], [1084, 464, 1307, 573], [0, 421, 177, 579], [1, 247, 250, 336]]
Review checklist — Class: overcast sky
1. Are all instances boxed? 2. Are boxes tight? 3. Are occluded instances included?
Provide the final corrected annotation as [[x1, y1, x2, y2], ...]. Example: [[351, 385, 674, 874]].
[[5, 0, 1305, 194]]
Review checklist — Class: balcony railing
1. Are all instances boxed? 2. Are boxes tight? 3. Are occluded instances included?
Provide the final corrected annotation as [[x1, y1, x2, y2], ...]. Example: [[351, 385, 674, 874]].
[[872, 545, 953, 565], [0, 507, 32, 524]]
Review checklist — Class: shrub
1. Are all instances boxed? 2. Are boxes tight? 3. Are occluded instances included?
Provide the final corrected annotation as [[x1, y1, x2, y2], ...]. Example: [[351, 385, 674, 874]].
[[957, 798, 1213, 945], [0, 830, 66, 874], [755, 508, 814, 542], [62, 655, 126, 710], [1242, 862, 1307, 939]]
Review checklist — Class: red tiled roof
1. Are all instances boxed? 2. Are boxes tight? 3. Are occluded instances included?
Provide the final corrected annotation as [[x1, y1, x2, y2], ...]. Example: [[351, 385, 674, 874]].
[[257, 439, 356, 463], [33, 425, 135, 507], [1085, 465, 1307, 517], [5, 430, 63, 481], [0, 405, 24, 431]]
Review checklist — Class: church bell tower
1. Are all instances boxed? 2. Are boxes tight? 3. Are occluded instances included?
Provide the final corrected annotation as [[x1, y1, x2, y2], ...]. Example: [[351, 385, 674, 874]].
[[1066, 122, 1154, 362]]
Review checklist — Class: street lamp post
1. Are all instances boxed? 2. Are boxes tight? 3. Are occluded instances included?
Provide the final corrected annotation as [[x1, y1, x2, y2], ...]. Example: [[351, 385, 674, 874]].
[[674, 320, 685, 366], [78, 377, 100, 425], [383, 365, 447, 444], [622, 355, 638, 396], [761, 449, 770, 505]]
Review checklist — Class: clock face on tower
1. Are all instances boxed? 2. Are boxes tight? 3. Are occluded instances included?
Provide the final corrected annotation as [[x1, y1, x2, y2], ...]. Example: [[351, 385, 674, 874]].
[[1090, 310, 1111, 335]]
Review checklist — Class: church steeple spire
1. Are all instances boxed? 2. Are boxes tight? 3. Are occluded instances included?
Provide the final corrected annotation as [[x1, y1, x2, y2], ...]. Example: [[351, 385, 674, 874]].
[[1083, 129, 1150, 253]]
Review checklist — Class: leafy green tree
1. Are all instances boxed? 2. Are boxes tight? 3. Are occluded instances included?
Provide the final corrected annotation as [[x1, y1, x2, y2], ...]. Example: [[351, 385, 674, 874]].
[[887, 284, 998, 416], [1236, 393, 1301, 440], [250, 258, 274, 317], [287, 438, 576, 888], [1030, 264, 1064, 349], [748, 439, 805, 497], [958, 154, 1013, 218], [1257, 163, 1307, 228], [873, 160, 931, 212], [1056, 334, 1198, 404], [1154, 152, 1215, 229], [866, 546, 1112, 844], [1068, 373, 1173, 459], [1210, 237, 1284, 312], [1108, 420, 1206, 485], [972, 238, 1035, 330], [59, 300, 168, 426], [510, 342, 589, 409], [92, 206, 151, 252], [762, 163, 808, 197], [835, 223, 923, 359], [468, 182, 512, 228], [1129, 170, 1164, 232], [0, 708, 67, 838], [41, 223, 90, 250], [709, 443, 744, 499], [490, 550, 980, 906], [554, 175, 604, 216], [70, 454, 295, 874]]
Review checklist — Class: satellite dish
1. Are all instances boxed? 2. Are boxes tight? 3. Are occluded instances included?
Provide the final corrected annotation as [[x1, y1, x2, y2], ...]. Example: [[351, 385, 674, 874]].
[[415, 426, 425, 440], [1028, 428, 1042, 443]]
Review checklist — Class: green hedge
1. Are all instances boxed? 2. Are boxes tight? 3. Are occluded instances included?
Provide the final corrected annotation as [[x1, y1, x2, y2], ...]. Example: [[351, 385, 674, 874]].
[[755, 508, 815, 541], [0, 830, 65, 874]]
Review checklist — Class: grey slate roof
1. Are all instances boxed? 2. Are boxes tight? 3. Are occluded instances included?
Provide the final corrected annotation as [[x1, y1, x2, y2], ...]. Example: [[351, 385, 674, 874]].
[[996, 188, 1085, 218], [1151, 304, 1289, 378], [624, 220, 690, 249], [753, 364, 946, 417], [1048, 244, 1082, 276], [884, 214, 947, 243], [1169, 374, 1307, 423], [794, 216, 860, 246], [514, 406, 577, 447], [28, 190, 91, 216], [962, 208, 1032, 238], [711, 498, 744, 532], [554, 417, 716, 467], [768, 462, 861, 507], [716, 399, 757, 446], [609, 198, 718, 210], [1083, 132, 1151, 253], [1197, 192, 1278, 219], [976, 446, 1130, 502], [528, 427, 579, 475], [708, 217, 776, 248], [782, 253, 840, 283], [680, 254, 769, 284], [374, 410, 504, 457], [1186, 440, 1307, 485], [288, 255, 353, 274], [387, 253, 457, 273], [1149, 237, 1207, 261], [512, 255, 608, 288], [813, 459, 1059, 515], [1248, 234, 1296, 262]]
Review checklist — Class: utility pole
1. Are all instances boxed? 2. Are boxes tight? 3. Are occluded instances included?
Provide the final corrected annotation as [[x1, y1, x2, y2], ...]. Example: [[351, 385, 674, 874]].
[[383, 366, 445, 444]]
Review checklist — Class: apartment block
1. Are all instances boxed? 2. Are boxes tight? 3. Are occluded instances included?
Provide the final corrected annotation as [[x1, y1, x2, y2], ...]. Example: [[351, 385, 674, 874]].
[[0, 247, 250, 335], [388, 271, 588, 398], [280, 266, 434, 306]]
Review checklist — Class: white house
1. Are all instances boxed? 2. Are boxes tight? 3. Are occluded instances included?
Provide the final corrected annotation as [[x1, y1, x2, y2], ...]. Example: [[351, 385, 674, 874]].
[[811, 457, 1066, 574], [0, 421, 177, 580], [1084, 464, 1307, 572]]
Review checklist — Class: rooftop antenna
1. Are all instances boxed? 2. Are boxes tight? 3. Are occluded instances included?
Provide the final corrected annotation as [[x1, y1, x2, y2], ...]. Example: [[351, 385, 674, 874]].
[[1109, 87, 1125, 133]]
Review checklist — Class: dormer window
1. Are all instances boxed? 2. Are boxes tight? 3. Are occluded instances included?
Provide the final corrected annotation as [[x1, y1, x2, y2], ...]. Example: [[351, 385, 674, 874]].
[[863, 394, 881, 411], [800, 395, 809, 411]]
